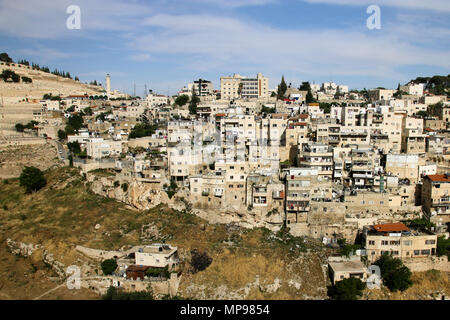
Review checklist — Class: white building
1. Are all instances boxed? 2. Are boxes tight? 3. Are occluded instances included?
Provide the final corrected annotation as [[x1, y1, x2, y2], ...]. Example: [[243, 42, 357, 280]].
[[220, 73, 269, 100], [134, 244, 178, 268], [87, 138, 123, 159]]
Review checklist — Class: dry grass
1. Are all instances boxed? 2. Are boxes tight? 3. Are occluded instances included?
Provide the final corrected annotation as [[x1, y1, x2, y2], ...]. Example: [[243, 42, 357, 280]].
[[364, 270, 450, 300], [0, 165, 335, 300]]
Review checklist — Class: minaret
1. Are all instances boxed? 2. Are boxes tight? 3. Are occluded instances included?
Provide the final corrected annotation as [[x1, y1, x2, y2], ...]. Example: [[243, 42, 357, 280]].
[[106, 74, 111, 96]]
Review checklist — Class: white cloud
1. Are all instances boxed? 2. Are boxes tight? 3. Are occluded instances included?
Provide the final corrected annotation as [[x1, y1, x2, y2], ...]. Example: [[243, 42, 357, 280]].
[[300, 0, 450, 13], [132, 13, 450, 81], [190, 0, 276, 8], [0, 0, 152, 38], [16, 46, 71, 62], [130, 53, 151, 61]]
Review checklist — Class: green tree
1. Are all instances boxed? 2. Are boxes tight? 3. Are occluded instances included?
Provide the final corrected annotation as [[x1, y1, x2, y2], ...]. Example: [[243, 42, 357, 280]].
[[327, 277, 366, 300], [68, 154, 73, 167], [319, 102, 332, 114], [374, 253, 413, 292], [238, 82, 244, 98], [299, 81, 315, 104], [436, 236, 450, 258], [1, 69, 19, 82], [175, 94, 189, 106], [102, 286, 153, 300], [19, 166, 47, 194], [11, 73, 20, 83], [190, 249, 212, 273], [0, 53, 13, 63], [21, 76, 32, 83], [15, 123, 25, 132], [101, 259, 118, 275], [189, 88, 199, 115], [277, 75, 287, 100], [67, 141, 81, 154], [67, 114, 84, 132], [96, 111, 113, 122], [415, 110, 429, 118], [64, 125, 75, 135], [82, 107, 93, 116], [57, 129, 67, 140], [129, 123, 157, 139]]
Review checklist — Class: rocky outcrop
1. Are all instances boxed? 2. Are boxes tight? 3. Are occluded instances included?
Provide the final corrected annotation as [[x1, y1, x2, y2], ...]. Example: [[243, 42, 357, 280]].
[[6, 239, 66, 278]]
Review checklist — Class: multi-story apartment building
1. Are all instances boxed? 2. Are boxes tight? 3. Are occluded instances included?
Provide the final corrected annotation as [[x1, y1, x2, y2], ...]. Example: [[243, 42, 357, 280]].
[[422, 174, 450, 232], [401, 116, 426, 154], [220, 73, 269, 100], [400, 83, 424, 96], [364, 223, 437, 263], [299, 143, 333, 180], [284, 167, 332, 225], [368, 88, 394, 101], [86, 138, 123, 159], [188, 79, 214, 96], [385, 154, 420, 182]]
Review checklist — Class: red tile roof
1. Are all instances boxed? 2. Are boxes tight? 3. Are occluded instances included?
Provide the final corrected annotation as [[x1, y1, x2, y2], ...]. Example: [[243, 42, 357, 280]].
[[373, 223, 409, 233], [425, 174, 450, 183]]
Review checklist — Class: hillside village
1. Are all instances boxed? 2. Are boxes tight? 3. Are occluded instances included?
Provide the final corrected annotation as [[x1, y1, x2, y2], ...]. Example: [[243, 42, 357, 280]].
[[1, 53, 449, 300]]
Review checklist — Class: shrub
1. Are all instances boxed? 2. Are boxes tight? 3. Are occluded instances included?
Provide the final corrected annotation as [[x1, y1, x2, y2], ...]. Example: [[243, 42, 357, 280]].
[[101, 259, 118, 275], [174, 94, 189, 106], [121, 183, 128, 192], [102, 286, 153, 300], [57, 129, 67, 140], [374, 253, 412, 292], [15, 123, 25, 132], [190, 249, 212, 273], [327, 277, 366, 300], [19, 166, 47, 193], [145, 266, 170, 278], [436, 236, 450, 259], [113, 181, 120, 188], [21, 76, 32, 83]]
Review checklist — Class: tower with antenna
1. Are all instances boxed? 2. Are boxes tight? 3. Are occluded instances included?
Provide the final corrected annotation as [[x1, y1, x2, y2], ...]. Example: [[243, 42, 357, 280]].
[[144, 84, 147, 99]]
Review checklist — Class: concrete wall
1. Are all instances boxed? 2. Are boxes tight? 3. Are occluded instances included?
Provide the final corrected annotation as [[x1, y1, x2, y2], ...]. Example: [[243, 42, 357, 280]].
[[403, 256, 450, 272]]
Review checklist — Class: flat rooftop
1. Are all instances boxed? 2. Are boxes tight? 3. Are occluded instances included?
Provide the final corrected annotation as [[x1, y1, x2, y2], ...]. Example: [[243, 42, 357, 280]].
[[329, 260, 366, 273]]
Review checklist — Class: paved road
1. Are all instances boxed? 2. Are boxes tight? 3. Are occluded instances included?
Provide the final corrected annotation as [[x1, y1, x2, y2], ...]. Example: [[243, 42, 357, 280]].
[[52, 140, 68, 161]]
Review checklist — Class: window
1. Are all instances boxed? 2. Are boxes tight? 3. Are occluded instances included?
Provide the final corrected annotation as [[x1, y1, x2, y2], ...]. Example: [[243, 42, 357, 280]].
[[369, 240, 375, 245], [414, 250, 420, 255], [425, 240, 435, 245], [403, 240, 412, 246]]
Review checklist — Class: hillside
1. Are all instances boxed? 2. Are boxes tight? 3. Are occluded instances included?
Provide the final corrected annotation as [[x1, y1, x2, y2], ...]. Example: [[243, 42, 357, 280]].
[[0, 164, 448, 300], [0, 165, 332, 300], [0, 61, 104, 104]]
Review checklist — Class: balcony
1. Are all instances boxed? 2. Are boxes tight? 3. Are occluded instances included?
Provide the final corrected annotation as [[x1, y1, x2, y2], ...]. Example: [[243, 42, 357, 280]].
[[352, 172, 373, 178], [272, 191, 285, 199]]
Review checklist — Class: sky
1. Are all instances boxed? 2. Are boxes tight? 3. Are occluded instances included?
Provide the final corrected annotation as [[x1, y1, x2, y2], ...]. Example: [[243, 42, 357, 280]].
[[0, 0, 449, 96]]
